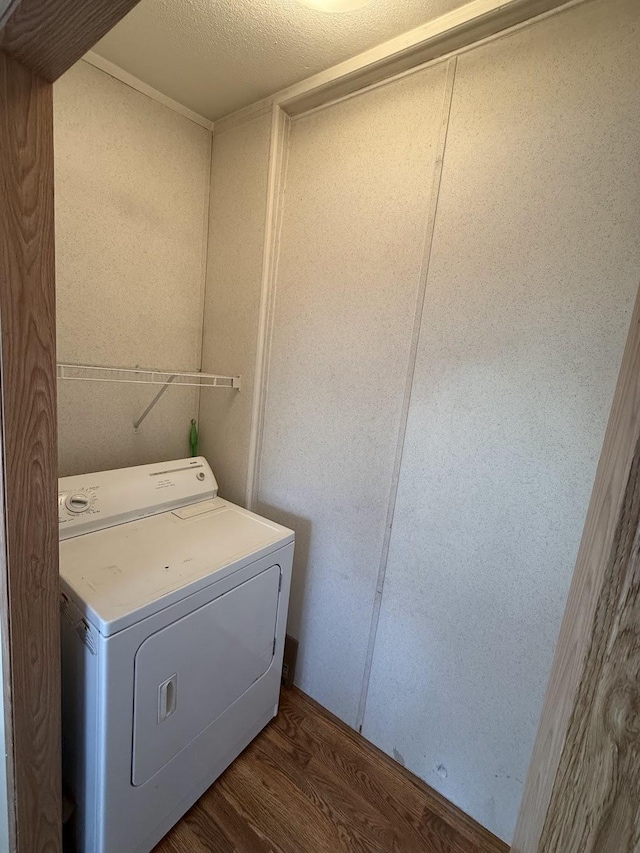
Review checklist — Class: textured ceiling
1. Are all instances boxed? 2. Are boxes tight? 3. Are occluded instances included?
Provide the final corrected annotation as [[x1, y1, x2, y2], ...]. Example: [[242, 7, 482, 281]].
[[93, 0, 469, 121]]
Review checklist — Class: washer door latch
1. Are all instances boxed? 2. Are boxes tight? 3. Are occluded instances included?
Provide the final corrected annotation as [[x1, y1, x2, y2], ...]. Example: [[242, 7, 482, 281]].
[[158, 673, 178, 724]]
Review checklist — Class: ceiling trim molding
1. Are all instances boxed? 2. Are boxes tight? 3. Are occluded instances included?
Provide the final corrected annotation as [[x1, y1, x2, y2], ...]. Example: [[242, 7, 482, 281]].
[[214, 0, 579, 135], [83, 51, 214, 131]]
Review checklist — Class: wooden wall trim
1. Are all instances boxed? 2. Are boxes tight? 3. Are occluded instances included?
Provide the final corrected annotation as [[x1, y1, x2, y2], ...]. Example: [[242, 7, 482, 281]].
[[512, 283, 640, 852], [0, 0, 142, 81], [541, 424, 640, 849], [0, 49, 60, 853]]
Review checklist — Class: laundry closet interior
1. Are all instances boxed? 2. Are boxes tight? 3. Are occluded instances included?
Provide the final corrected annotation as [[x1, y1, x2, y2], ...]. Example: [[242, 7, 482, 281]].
[[50, 0, 640, 847]]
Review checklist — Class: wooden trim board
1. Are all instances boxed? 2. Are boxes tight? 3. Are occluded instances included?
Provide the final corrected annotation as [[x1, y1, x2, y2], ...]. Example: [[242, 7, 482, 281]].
[[513, 283, 640, 852], [0, 0, 143, 81], [0, 49, 60, 853], [541, 420, 640, 848]]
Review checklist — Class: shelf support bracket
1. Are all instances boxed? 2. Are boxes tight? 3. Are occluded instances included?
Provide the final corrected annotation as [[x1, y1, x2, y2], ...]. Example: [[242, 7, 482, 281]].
[[133, 375, 177, 431]]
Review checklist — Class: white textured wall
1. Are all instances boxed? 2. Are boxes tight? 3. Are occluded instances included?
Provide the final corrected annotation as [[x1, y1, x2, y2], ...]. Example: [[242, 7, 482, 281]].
[[245, 0, 640, 841], [362, 0, 640, 841], [257, 65, 453, 725], [199, 114, 272, 505], [54, 61, 211, 476]]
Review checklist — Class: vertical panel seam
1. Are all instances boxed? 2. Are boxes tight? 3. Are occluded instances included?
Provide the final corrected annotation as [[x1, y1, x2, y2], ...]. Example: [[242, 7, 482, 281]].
[[355, 56, 459, 733], [245, 107, 291, 509], [196, 129, 214, 430]]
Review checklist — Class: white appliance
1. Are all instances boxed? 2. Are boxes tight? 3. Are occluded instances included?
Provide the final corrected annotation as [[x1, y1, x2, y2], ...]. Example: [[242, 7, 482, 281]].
[[59, 457, 294, 853]]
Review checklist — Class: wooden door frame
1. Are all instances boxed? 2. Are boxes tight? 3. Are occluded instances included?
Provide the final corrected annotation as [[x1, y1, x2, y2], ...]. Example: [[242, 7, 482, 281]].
[[0, 5, 142, 852], [512, 286, 640, 851], [0, 52, 58, 853]]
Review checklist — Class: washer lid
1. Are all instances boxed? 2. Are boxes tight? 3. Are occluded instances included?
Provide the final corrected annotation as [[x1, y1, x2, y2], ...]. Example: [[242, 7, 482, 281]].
[[59, 497, 294, 637]]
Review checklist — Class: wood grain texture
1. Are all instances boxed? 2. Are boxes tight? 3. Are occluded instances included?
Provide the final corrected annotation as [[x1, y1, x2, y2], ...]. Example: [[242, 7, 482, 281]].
[[153, 687, 508, 853], [0, 50, 61, 853], [0, 0, 143, 81], [539, 433, 640, 850], [513, 283, 640, 853]]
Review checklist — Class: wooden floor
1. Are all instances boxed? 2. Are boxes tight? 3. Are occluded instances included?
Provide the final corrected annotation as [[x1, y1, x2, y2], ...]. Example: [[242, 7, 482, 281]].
[[154, 687, 508, 853]]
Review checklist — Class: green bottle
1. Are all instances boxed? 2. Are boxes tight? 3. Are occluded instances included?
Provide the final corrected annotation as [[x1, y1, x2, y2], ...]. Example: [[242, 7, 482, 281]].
[[189, 419, 198, 457]]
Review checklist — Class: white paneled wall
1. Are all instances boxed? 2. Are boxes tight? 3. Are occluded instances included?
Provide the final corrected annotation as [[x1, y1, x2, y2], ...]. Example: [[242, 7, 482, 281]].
[[257, 64, 454, 725], [54, 61, 211, 476], [362, 0, 640, 840], [199, 114, 272, 505], [245, 0, 640, 841]]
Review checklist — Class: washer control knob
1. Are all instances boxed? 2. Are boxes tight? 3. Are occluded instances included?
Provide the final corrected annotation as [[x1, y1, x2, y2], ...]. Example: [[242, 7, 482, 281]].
[[66, 493, 91, 514], [197, 472, 205, 481]]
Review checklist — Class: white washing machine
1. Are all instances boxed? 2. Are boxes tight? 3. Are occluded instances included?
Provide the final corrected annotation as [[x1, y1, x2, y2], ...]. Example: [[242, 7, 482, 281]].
[[59, 457, 294, 853]]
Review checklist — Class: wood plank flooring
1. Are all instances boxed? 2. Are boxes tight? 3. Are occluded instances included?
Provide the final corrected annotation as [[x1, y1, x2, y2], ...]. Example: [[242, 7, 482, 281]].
[[154, 687, 508, 853]]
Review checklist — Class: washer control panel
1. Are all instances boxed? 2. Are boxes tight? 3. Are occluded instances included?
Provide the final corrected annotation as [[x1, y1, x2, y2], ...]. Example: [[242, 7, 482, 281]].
[[58, 457, 217, 540], [65, 492, 93, 513], [60, 492, 95, 513]]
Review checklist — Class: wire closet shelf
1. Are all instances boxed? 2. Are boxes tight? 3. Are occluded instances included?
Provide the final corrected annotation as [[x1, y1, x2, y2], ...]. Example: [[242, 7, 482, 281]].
[[57, 363, 241, 430], [56, 363, 241, 389]]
